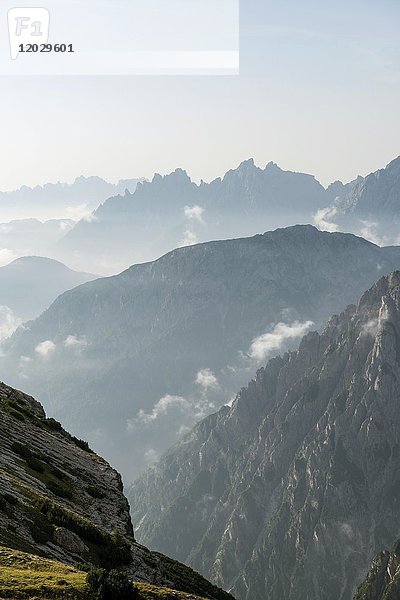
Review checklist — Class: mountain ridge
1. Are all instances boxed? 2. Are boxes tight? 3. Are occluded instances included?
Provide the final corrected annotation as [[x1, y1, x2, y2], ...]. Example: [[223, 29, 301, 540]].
[[3, 225, 400, 480]]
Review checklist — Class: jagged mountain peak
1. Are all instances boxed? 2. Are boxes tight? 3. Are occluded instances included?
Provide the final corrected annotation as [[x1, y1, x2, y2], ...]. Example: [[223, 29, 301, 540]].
[[264, 160, 282, 172], [237, 157, 256, 169], [221, 158, 263, 182], [373, 155, 400, 178], [151, 167, 192, 184], [130, 271, 400, 600], [358, 270, 400, 312]]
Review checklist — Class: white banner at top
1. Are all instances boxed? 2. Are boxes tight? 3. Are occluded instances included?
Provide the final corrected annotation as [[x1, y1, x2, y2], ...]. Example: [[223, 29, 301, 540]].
[[0, 0, 240, 75]]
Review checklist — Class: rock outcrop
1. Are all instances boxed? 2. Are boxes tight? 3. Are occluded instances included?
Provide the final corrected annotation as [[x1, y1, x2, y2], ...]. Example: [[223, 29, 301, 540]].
[[130, 272, 400, 600], [353, 539, 400, 599], [0, 382, 234, 600]]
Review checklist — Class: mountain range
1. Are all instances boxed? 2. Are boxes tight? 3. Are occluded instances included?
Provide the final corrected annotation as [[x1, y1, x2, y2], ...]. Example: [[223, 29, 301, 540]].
[[55, 156, 400, 274], [3, 157, 400, 276], [55, 161, 328, 273], [1, 226, 400, 481], [0, 176, 144, 222], [130, 271, 400, 600], [0, 177, 144, 272]]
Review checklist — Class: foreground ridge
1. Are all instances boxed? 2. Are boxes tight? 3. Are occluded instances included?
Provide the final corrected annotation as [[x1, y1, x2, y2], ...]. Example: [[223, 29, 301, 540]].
[[0, 382, 234, 600]]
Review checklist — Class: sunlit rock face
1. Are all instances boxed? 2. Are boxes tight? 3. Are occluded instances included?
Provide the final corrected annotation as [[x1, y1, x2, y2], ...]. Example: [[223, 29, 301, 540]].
[[131, 272, 400, 600]]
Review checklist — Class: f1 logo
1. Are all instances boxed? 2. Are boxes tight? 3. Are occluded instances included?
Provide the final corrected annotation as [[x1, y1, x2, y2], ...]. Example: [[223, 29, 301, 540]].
[[7, 7, 50, 59]]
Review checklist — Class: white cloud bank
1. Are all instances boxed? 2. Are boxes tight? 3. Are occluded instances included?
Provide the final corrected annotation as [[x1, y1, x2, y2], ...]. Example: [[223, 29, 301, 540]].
[[313, 206, 338, 232], [127, 387, 216, 433], [181, 230, 198, 246], [0, 305, 22, 340], [0, 248, 17, 267], [184, 205, 205, 224], [35, 340, 56, 357], [248, 321, 314, 362], [195, 368, 219, 390], [358, 220, 387, 246], [181, 205, 206, 246], [361, 318, 380, 337], [128, 394, 189, 429], [64, 335, 88, 349], [65, 203, 98, 223]]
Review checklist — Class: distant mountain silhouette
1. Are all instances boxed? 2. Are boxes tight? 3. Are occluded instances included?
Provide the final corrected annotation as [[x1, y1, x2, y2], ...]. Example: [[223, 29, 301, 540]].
[[57, 161, 327, 273], [0, 256, 96, 338]]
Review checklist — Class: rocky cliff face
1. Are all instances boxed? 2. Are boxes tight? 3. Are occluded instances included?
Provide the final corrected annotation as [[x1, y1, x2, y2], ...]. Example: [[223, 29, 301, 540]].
[[0, 382, 234, 600], [130, 272, 400, 600], [3, 226, 400, 481], [324, 156, 400, 244], [353, 540, 400, 600]]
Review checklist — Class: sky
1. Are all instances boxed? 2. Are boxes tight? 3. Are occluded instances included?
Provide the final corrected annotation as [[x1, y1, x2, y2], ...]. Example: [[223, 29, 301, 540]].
[[0, 0, 399, 191]]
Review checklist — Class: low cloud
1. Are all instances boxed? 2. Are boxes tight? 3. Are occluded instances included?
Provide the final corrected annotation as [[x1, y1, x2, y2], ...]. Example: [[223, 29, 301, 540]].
[[127, 388, 216, 433], [225, 395, 236, 408], [0, 305, 22, 340], [184, 205, 205, 224], [313, 206, 338, 233], [176, 424, 191, 437], [358, 220, 386, 246], [361, 318, 380, 337], [339, 522, 354, 539], [18, 355, 32, 380], [195, 368, 219, 390], [248, 321, 314, 362], [64, 335, 88, 349], [59, 220, 74, 232], [65, 203, 97, 223], [0, 248, 17, 267], [144, 448, 159, 464], [35, 340, 56, 357], [181, 204, 206, 247], [128, 394, 189, 429], [181, 230, 198, 247]]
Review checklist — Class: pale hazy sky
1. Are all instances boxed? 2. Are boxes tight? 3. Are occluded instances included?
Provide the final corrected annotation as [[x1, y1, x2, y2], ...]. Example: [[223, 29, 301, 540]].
[[0, 0, 399, 190]]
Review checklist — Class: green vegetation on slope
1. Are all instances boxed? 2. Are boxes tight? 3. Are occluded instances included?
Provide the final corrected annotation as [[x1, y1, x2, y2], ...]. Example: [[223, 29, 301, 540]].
[[0, 547, 87, 599], [0, 547, 210, 600]]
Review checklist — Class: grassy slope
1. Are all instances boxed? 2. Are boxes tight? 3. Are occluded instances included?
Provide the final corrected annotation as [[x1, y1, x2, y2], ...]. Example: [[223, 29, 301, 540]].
[[0, 546, 207, 600], [0, 546, 86, 599]]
